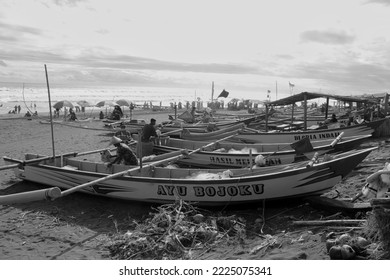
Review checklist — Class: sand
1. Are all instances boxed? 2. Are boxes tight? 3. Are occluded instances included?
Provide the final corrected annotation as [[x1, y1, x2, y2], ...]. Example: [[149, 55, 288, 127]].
[[0, 109, 388, 260]]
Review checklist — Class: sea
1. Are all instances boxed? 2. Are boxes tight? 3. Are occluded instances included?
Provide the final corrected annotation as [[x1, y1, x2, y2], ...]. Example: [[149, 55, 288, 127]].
[[0, 84, 270, 116]]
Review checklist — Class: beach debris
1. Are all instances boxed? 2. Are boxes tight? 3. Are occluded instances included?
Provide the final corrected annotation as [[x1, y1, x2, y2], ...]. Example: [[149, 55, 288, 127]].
[[107, 200, 246, 260], [362, 198, 390, 259], [249, 234, 278, 255], [325, 232, 372, 260]]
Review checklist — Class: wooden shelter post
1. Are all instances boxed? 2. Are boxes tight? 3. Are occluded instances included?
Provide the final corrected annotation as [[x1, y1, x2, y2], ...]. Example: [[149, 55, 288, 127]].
[[291, 103, 295, 127], [384, 93, 389, 115], [265, 104, 269, 132], [325, 97, 329, 119], [303, 93, 307, 130]]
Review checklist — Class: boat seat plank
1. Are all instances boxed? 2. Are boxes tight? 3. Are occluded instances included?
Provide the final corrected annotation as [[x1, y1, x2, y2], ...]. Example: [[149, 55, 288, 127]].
[[81, 161, 97, 173], [65, 158, 82, 169]]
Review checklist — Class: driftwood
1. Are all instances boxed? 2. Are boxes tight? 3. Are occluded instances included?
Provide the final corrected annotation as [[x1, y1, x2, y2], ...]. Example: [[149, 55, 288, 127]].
[[371, 198, 390, 208], [292, 219, 366, 226], [305, 196, 372, 212]]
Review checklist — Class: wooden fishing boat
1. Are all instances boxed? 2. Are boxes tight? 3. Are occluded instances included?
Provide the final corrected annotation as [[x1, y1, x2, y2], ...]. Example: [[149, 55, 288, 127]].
[[152, 134, 372, 168], [233, 118, 386, 143], [105, 115, 260, 135], [1, 147, 376, 206], [158, 115, 260, 136], [179, 123, 246, 141], [39, 117, 93, 124]]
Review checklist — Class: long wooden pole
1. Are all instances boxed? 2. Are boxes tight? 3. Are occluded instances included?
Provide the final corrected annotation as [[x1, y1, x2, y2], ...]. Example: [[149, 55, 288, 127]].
[[44, 64, 55, 160]]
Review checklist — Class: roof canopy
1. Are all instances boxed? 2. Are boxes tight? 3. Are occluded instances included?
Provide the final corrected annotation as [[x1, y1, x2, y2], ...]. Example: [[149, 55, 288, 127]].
[[266, 92, 382, 107]]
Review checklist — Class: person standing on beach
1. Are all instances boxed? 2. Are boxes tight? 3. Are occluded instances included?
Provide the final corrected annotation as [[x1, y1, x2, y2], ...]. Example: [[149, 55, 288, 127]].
[[107, 136, 138, 167]]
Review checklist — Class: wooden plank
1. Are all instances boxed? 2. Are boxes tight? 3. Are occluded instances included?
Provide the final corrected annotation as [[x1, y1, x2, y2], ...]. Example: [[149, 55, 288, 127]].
[[305, 196, 372, 212]]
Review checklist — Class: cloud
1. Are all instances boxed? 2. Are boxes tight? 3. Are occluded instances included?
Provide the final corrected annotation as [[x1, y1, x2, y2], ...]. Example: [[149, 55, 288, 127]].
[[300, 30, 355, 45], [364, 0, 390, 6], [0, 60, 7, 67], [0, 21, 42, 36], [0, 47, 259, 75], [52, 0, 86, 7], [284, 58, 390, 94]]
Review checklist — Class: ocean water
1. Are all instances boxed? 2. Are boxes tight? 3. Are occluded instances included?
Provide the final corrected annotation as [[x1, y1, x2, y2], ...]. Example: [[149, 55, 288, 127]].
[[0, 84, 268, 115]]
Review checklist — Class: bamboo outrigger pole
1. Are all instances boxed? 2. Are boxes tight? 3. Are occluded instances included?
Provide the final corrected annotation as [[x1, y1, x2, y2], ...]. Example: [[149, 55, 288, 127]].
[[44, 64, 56, 160]]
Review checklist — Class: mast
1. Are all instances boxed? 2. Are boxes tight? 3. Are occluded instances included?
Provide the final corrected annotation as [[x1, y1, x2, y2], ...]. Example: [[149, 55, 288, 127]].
[[275, 81, 278, 100], [44, 64, 55, 159], [211, 81, 214, 102]]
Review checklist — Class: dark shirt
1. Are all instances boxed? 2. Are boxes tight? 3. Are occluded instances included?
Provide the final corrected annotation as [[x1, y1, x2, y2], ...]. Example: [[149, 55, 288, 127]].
[[141, 123, 157, 142], [113, 143, 138, 165]]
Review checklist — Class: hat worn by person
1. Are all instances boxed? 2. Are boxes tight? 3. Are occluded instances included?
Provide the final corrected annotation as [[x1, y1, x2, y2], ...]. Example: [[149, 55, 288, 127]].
[[110, 136, 122, 145]]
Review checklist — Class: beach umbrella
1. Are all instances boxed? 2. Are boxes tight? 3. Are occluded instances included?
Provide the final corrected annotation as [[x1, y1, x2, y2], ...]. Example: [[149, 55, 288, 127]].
[[116, 99, 132, 107], [116, 99, 134, 117], [96, 100, 119, 117], [52, 100, 78, 110], [95, 100, 119, 107], [77, 100, 92, 107]]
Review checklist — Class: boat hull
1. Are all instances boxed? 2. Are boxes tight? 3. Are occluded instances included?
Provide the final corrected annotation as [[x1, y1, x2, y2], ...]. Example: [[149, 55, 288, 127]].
[[235, 118, 385, 143], [5, 147, 376, 206]]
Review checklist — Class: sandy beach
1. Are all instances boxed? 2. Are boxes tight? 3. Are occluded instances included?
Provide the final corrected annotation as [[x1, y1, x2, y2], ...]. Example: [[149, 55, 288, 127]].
[[0, 109, 388, 260]]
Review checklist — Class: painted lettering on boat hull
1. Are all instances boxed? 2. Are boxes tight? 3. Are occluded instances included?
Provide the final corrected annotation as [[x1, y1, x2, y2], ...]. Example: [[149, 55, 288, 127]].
[[294, 131, 341, 141], [157, 184, 264, 197], [209, 156, 282, 167]]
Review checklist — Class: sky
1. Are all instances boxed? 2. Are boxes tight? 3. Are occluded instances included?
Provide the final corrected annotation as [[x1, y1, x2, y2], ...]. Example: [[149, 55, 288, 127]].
[[1, 0, 390, 99]]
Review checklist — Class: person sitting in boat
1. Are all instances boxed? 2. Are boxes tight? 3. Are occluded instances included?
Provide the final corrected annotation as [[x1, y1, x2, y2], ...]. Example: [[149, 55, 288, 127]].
[[68, 108, 77, 121], [330, 113, 338, 123], [137, 118, 161, 157], [114, 123, 133, 144], [107, 136, 138, 167]]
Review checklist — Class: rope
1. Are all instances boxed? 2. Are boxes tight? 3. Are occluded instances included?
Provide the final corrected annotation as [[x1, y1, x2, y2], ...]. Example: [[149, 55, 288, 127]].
[[21, 83, 35, 116]]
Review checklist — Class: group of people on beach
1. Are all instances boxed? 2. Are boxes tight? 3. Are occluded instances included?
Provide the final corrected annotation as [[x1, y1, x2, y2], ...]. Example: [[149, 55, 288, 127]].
[[107, 118, 160, 167], [8, 104, 21, 114]]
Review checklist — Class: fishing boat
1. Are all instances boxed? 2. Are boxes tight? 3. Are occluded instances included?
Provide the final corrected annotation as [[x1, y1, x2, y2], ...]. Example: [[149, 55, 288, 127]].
[[152, 134, 372, 168], [233, 118, 386, 143], [1, 147, 376, 206], [157, 115, 261, 137], [105, 114, 260, 134]]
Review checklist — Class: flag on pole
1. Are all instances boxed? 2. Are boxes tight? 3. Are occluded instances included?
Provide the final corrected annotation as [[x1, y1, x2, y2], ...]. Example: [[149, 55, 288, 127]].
[[267, 90, 270, 99], [218, 89, 229, 98], [289, 82, 295, 87], [290, 137, 313, 154]]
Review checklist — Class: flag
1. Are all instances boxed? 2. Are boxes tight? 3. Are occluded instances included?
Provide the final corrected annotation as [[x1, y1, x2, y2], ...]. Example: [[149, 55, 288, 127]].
[[290, 137, 313, 154], [289, 82, 295, 87], [267, 90, 270, 99], [218, 89, 229, 98]]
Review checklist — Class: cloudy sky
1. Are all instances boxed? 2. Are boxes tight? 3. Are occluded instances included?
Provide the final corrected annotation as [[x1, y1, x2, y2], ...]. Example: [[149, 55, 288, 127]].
[[1, 0, 390, 98]]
